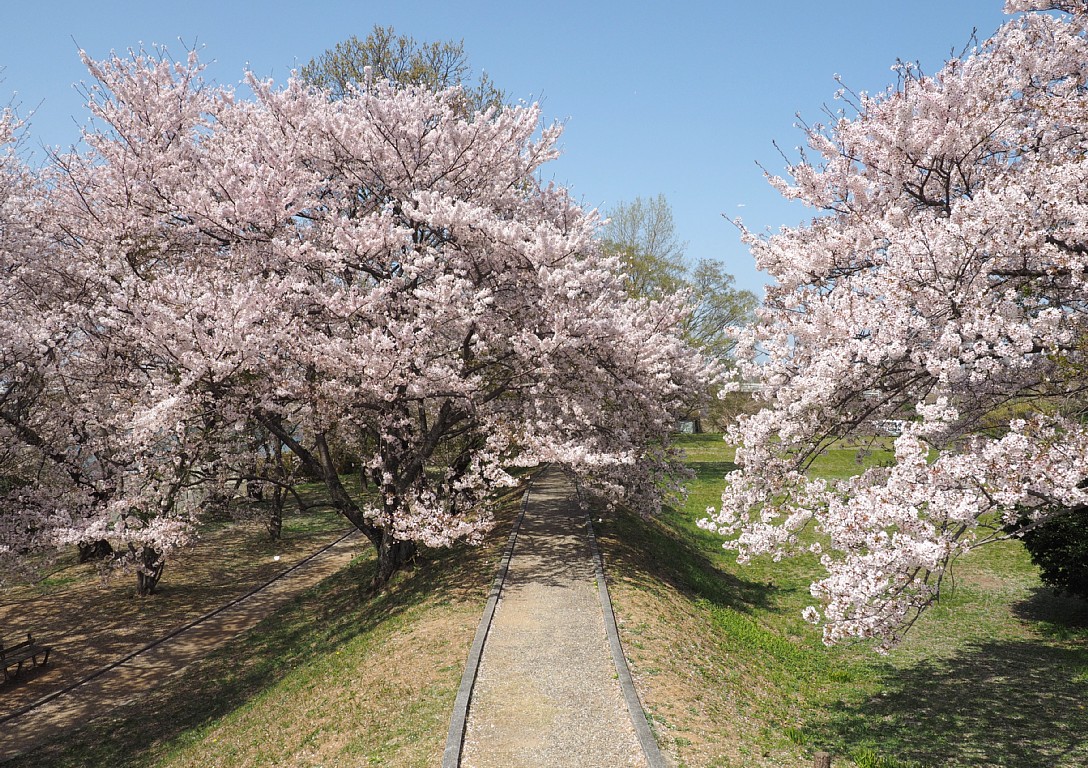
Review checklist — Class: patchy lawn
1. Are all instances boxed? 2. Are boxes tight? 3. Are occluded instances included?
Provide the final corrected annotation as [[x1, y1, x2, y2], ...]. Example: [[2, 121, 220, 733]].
[[3, 482, 524, 767]]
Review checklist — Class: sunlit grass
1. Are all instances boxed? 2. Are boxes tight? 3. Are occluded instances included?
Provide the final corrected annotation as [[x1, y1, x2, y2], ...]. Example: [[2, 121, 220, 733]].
[[598, 433, 1088, 768], [5, 484, 524, 767]]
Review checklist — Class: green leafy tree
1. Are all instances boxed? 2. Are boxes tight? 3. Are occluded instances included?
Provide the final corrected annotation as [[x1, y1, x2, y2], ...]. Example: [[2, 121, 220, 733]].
[[1019, 508, 1088, 600], [685, 259, 758, 364], [602, 194, 757, 363], [602, 194, 687, 299], [300, 25, 503, 113], [603, 195, 758, 430]]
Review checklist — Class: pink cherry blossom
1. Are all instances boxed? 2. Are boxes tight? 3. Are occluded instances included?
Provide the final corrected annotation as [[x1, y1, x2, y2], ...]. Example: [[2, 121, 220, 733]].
[[707, 1, 1088, 648], [0, 48, 714, 589]]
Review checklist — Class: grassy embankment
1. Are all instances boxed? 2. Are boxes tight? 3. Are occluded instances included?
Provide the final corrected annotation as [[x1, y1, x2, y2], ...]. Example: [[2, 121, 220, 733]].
[[5, 438, 1086, 768], [597, 432, 1088, 768], [3, 480, 524, 767]]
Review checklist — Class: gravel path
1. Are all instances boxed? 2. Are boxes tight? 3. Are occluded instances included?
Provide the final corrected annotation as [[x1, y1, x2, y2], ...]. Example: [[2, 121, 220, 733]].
[[459, 467, 648, 768], [0, 531, 362, 763]]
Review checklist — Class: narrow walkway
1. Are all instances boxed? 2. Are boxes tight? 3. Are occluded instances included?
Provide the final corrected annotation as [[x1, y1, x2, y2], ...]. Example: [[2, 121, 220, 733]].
[[459, 467, 648, 768], [0, 531, 362, 763]]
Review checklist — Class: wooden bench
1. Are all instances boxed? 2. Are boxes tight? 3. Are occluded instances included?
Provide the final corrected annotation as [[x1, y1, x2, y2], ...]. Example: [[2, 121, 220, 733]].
[[0, 633, 51, 681]]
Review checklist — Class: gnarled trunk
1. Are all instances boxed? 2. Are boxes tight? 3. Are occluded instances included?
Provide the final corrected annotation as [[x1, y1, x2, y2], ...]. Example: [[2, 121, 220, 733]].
[[375, 533, 417, 588], [132, 544, 165, 596], [267, 484, 285, 541], [255, 416, 421, 588]]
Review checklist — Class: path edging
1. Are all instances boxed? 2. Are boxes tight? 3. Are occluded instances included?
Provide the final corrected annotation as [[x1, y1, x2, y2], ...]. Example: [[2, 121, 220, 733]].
[[441, 471, 537, 768], [582, 492, 669, 768]]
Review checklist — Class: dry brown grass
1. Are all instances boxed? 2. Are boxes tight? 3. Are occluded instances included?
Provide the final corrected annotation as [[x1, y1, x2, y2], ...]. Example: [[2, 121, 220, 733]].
[[600, 512, 787, 767], [2, 483, 526, 767], [0, 505, 347, 718], [613, 583, 746, 766], [162, 592, 480, 768]]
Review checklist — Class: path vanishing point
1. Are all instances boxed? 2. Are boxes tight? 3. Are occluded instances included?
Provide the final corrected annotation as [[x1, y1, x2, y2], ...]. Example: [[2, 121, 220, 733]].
[[446, 465, 664, 767], [1, 466, 664, 766]]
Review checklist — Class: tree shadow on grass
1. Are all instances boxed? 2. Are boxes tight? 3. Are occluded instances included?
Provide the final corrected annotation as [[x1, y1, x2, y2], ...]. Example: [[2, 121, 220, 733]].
[[1011, 587, 1088, 642], [4, 492, 518, 768], [689, 460, 738, 483], [595, 460, 774, 616], [813, 638, 1088, 767]]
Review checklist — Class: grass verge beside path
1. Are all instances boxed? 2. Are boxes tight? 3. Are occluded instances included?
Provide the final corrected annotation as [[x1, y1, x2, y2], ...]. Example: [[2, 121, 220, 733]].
[[4, 484, 524, 767], [596, 433, 1088, 768]]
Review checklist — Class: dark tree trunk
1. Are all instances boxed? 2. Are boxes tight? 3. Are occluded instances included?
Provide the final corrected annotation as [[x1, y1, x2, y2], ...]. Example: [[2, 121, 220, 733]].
[[78, 539, 114, 563], [267, 484, 285, 541], [254, 415, 417, 587], [265, 435, 288, 541], [375, 532, 417, 587], [132, 545, 165, 596]]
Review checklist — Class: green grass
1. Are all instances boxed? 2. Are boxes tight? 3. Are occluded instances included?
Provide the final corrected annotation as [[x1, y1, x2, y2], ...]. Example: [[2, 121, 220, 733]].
[[597, 433, 1088, 768], [6, 486, 523, 767], [806, 441, 895, 480], [9, 444, 1086, 767], [673, 433, 737, 463]]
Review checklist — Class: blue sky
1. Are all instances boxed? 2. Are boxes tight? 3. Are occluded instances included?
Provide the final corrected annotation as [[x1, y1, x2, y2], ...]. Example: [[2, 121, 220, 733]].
[[2, 1, 1011, 296]]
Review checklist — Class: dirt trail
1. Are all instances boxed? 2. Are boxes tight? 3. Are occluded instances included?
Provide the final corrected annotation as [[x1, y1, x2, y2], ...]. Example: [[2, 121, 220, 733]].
[[459, 467, 647, 768]]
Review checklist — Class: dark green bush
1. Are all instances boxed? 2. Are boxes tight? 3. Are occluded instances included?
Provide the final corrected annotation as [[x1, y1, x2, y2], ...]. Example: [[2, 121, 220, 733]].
[[1020, 507, 1088, 600]]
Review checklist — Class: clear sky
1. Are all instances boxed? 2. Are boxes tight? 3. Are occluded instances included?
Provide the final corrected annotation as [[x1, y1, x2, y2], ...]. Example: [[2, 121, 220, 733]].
[[1, 1, 1011, 297]]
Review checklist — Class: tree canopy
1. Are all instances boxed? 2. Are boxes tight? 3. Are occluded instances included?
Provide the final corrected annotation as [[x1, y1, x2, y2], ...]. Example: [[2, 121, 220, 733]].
[[602, 194, 757, 366], [0, 49, 712, 590], [706, 0, 1088, 647], [299, 25, 503, 112]]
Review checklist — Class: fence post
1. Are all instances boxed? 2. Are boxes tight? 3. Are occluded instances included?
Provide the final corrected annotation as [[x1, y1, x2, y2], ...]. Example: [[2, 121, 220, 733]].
[[813, 751, 832, 768]]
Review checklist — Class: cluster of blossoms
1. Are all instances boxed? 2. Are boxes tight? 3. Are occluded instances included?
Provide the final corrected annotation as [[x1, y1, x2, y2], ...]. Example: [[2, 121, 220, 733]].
[[706, 0, 1088, 647], [0, 50, 713, 589]]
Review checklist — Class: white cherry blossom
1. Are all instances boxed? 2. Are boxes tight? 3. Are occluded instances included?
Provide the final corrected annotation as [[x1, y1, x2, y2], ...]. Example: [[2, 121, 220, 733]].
[[708, 1, 1088, 648]]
